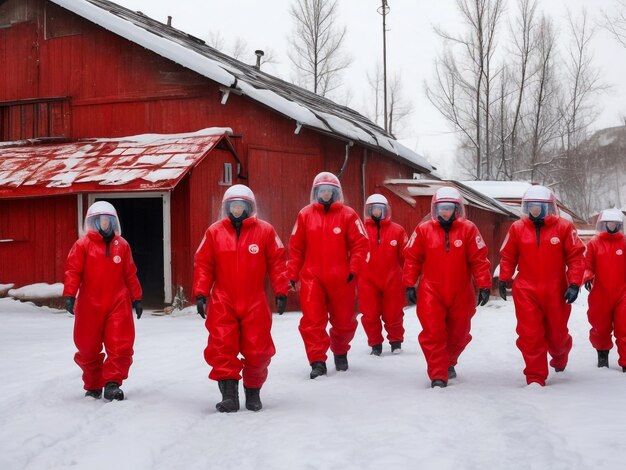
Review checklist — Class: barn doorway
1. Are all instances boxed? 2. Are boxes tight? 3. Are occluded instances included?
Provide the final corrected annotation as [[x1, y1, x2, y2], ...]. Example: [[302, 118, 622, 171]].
[[94, 196, 165, 307]]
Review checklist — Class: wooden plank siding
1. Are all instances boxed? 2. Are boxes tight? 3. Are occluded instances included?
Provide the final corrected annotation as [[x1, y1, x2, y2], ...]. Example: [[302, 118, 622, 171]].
[[0, 0, 428, 305], [0, 195, 77, 287]]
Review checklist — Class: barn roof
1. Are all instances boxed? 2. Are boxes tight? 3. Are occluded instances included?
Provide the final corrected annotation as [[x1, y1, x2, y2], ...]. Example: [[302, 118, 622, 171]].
[[49, 0, 434, 174], [0, 128, 237, 198], [384, 179, 519, 218], [461, 180, 588, 224]]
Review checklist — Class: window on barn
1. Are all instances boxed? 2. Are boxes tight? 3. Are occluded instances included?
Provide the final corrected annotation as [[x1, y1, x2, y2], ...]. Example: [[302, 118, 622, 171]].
[[0, 0, 32, 28], [0, 97, 71, 142], [219, 162, 233, 186], [44, 2, 87, 39]]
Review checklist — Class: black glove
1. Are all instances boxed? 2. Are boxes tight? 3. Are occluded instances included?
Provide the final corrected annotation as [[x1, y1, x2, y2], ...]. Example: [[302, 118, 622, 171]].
[[584, 280, 592, 292], [564, 284, 579, 304], [196, 295, 206, 319], [346, 273, 355, 283], [65, 296, 75, 315], [406, 287, 417, 305], [276, 295, 287, 315], [133, 300, 143, 319], [499, 281, 508, 301], [477, 288, 490, 307]]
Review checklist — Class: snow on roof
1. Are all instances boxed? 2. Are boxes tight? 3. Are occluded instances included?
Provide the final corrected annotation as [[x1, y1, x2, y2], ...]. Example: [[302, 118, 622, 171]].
[[460, 180, 533, 199], [50, 0, 434, 173], [384, 179, 519, 217], [0, 128, 234, 198], [461, 180, 589, 224]]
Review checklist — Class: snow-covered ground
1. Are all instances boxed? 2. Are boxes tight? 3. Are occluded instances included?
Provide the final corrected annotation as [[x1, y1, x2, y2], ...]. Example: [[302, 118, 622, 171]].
[[1, 291, 625, 470]]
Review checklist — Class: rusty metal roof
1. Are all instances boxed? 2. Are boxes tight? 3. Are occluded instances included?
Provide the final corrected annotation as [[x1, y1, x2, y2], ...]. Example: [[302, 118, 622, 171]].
[[0, 129, 235, 198]]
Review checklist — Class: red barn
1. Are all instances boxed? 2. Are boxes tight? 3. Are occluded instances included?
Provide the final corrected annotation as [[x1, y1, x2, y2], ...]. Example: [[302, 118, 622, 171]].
[[0, 0, 434, 307]]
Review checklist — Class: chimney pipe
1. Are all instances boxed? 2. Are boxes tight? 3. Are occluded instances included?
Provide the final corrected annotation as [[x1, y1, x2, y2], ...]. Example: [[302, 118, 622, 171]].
[[167, 16, 172, 27], [254, 50, 264, 70]]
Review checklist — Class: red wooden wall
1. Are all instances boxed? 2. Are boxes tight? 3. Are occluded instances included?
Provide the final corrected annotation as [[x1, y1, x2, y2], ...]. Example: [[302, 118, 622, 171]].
[[0, 0, 425, 303], [0, 195, 77, 287]]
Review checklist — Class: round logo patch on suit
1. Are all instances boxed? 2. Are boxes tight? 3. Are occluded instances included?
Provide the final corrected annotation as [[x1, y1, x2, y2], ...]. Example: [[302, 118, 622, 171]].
[[390, 240, 398, 246], [550, 237, 560, 245], [113, 240, 119, 245], [249, 244, 259, 254], [454, 240, 463, 248], [333, 227, 342, 234], [113, 255, 121, 264], [617, 249, 623, 256]]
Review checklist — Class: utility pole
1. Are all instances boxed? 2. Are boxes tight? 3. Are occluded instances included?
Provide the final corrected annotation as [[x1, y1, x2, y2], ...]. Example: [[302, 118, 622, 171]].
[[378, 1, 390, 133]]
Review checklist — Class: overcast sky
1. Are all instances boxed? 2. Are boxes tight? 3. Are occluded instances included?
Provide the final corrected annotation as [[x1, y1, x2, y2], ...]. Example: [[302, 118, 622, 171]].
[[111, 0, 626, 176]]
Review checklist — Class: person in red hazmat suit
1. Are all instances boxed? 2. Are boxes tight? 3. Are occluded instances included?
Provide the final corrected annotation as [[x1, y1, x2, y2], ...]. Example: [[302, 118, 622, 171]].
[[63, 201, 142, 401], [193, 184, 288, 412], [403, 187, 492, 388], [288, 171, 369, 379], [358, 194, 408, 356], [499, 185, 585, 386], [582, 208, 626, 371]]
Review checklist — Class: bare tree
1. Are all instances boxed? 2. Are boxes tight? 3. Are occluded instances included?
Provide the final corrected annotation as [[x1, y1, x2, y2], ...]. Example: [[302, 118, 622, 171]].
[[603, 0, 626, 48], [364, 64, 412, 137], [524, 16, 561, 184], [365, 63, 384, 126], [206, 32, 277, 68], [207, 31, 225, 51], [388, 74, 413, 136], [557, 9, 606, 217], [425, 0, 505, 179], [288, 0, 351, 97], [504, 0, 539, 180]]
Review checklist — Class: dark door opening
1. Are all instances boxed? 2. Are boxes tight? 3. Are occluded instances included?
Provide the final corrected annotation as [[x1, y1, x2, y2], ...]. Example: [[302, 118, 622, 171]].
[[96, 197, 164, 307]]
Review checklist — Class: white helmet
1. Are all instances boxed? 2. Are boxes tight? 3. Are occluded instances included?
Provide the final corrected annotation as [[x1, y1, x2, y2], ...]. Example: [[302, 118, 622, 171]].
[[310, 171, 343, 204], [521, 185, 559, 219], [84, 201, 121, 236], [596, 208, 624, 234], [431, 187, 465, 221], [221, 184, 257, 219], [365, 194, 390, 221]]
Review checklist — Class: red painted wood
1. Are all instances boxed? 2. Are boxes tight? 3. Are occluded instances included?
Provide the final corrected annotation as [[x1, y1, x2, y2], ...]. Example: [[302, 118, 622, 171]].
[[0, 0, 424, 305]]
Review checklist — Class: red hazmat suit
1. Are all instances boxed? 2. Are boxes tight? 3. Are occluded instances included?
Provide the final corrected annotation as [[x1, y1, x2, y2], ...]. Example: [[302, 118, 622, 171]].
[[193, 217, 288, 389], [500, 215, 585, 385], [403, 213, 491, 382], [358, 210, 408, 348], [288, 201, 369, 364], [64, 231, 142, 391], [583, 230, 626, 366]]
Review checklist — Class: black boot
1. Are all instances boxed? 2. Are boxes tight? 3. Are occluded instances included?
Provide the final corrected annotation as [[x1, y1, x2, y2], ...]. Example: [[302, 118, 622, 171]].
[[597, 350, 609, 368], [216, 379, 240, 413], [85, 389, 102, 399], [370, 344, 382, 356], [622, 367, 626, 373], [310, 361, 327, 379], [334, 354, 348, 371], [390, 341, 402, 354], [431, 379, 447, 388], [448, 366, 457, 379], [244, 387, 262, 411], [103, 382, 124, 401]]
